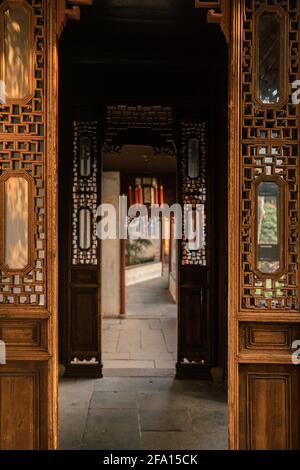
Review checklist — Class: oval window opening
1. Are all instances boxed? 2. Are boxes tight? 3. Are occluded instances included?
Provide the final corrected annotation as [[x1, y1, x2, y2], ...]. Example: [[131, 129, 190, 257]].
[[257, 11, 283, 105], [1, 2, 33, 101], [256, 180, 283, 275], [4, 176, 29, 270], [79, 136, 92, 177], [79, 208, 92, 251], [187, 138, 200, 178]]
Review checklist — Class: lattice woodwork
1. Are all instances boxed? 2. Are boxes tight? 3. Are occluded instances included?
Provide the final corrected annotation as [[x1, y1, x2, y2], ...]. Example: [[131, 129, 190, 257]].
[[103, 105, 176, 156], [0, 0, 46, 307], [72, 121, 98, 266], [240, 0, 299, 311], [181, 121, 207, 266]]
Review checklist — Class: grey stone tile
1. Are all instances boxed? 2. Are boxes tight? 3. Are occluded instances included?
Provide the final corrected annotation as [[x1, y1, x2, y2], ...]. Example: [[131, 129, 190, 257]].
[[136, 377, 176, 393], [84, 409, 139, 439], [190, 409, 228, 431], [59, 378, 95, 393], [171, 380, 222, 394], [140, 409, 191, 432], [59, 407, 88, 435], [81, 432, 141, 450], [104, 360, 155, 368], [187, 395, 228, 411], [137, 392, 188, 410], [149, 320, 162, 330], [102, 352, 130, 360], [58, 395, 91, 408], [94, 377, 137, 392], [155, 360, 176, 369], [104, 368, 174, 377], [103, 330, 120, 353], [59, 432, 82, 450], [117, 329, 141, 353], [141, 431, 202, 450], [141, 329, 168, 352], [130, 351, 174, 361], [59, 375, 228, 451], [90, 391, 137, 409], [193, 427, 228, 450], [138, 390, 224, 411]]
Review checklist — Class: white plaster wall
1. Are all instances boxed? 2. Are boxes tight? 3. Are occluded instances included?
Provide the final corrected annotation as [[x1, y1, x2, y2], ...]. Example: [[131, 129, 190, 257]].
[[126, 261, 163, 286], [101, 172, 120, 317]]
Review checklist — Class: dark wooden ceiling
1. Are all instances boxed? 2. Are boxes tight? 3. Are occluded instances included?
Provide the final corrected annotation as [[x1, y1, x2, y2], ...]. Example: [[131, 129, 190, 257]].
[[59, 0, 228, 107]]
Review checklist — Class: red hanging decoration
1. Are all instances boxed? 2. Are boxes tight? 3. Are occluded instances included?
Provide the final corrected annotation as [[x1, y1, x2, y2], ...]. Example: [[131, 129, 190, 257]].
[[160, 185, 164, 206], [135, 186, 139, 204], [139, 185, 143, 205], [154, 183, 159, 205], [128, 185, 133, 207]]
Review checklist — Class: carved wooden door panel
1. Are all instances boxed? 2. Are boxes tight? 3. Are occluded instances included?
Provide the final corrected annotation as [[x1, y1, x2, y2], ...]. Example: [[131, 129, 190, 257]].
[[177, 119, 218, 379], [60, 119, 102, 378], [229, 0, 300, 450], [0, 0, 58, 450]]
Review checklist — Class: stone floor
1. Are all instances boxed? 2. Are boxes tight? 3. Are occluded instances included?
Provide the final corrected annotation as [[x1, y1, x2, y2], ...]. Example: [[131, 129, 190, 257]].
[[60, 274, 227, 450], [126, 271, 177, 317], [103, 274, 177, 370], [59, 377, 228, 450], [103, 317, 177, 370]]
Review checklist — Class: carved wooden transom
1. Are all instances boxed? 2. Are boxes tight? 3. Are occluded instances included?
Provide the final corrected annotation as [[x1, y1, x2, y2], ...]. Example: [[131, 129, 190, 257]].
[[57, 0, 93, 38], [195, 0, 230, 43]]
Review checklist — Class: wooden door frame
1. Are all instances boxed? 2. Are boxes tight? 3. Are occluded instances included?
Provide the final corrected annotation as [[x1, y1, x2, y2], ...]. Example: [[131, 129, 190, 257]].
[[51, 0, 234, 450], [47, 0, 59, 449], [227, 0, 240, 450]]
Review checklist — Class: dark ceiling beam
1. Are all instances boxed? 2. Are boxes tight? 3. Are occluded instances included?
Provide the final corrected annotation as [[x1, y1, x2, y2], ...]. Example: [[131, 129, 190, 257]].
[[195, 0, 230, 43], [57, 0, 93, 38]]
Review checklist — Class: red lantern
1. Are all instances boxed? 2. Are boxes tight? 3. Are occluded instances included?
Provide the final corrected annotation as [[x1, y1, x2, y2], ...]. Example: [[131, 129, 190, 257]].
[[135, 186, 139, 204], [154, 184, 159, 205], [128, 185, 133, 207], [160, 185, 164, 206], [139, 185, 143, 205]]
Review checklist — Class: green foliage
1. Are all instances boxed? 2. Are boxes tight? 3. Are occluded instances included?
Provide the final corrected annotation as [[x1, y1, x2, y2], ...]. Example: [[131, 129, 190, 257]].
[[260, 202, 278, 244], [125, 238, 153, 266]]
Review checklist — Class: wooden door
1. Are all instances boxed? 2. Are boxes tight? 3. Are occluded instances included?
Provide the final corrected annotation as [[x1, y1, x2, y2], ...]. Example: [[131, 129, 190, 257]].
[[60, 118, 102, 378], [228, 0, 300, 450], [176, 118, 219, 379], [0, 0, 58, 449]]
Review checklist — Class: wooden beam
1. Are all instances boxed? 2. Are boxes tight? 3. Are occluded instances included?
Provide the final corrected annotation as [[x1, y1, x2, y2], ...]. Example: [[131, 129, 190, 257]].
[[195, 0, 230, 44], [57, 0, 93, 39]]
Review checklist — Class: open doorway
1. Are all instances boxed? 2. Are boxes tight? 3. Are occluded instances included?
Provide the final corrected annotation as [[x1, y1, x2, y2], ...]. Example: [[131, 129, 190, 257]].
[[57, 0, 228, 450], [101, 135, 178, 373]]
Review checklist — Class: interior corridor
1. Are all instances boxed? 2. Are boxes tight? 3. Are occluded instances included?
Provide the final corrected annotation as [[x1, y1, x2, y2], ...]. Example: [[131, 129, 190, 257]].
[[103, 273, 177, 371], [126, 270, 177, 317]]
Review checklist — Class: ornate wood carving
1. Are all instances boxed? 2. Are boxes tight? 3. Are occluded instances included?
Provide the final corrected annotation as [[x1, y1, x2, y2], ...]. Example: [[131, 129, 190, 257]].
[[195, 0, 230, 44], [177, 118, 217, 379], [240, 0, 299, 311], [0, 0, 47, 307], [0, 0, 59, 449], [57, 0, 93, 38], [229, 0, 300, 451], [61, 119, 102, 378], [103, 105, 176, 157]]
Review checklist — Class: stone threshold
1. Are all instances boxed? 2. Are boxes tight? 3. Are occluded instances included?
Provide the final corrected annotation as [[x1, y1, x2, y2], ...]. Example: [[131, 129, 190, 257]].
[[103, 368, 175, 377]]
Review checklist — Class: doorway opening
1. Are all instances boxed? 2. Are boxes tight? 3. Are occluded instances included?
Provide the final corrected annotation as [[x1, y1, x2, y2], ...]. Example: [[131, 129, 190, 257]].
[[57, 0, 229, 450], [101, 119, 178, 373]]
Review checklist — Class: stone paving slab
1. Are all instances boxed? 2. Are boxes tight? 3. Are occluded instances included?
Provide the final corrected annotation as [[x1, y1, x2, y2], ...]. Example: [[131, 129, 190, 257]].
[[103, 273, 177, 369], [59, 377, 228, 451]]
